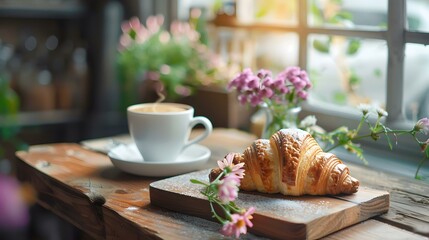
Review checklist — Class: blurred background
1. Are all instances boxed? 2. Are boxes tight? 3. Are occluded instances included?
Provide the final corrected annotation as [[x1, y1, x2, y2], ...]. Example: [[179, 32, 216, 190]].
[[0, 0, 428, 239]]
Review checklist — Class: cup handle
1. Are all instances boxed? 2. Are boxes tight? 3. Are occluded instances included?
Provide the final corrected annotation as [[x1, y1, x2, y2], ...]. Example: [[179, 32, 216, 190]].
[[183, 116, 213, 150]]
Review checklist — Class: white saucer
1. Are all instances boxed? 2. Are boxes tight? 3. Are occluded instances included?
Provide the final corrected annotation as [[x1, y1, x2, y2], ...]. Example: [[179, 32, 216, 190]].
[[108, 143, 211, 177]]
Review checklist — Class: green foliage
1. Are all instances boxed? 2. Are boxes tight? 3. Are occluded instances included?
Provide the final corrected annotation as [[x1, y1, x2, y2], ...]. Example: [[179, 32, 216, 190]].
[[346, 39, 361, 55], [348, 70, 361, 87], [334, 91, 347, 104], [329, 11, 353, 24], [308, 105, 429, 180], [313, 39, 331, 53], [117, 17, 225, 110], [373, 68, 382, 77], [310, 1, 324, 25], [0, 75, 20, 140], [0, 74, 25, 159]]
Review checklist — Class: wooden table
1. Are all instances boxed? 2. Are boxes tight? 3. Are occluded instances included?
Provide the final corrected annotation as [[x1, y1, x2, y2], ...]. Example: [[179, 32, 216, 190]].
[[14, 129, 429, 239]]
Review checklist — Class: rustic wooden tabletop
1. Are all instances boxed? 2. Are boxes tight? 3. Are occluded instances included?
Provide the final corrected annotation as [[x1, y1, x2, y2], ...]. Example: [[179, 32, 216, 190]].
[[14, 128, 429, 239]]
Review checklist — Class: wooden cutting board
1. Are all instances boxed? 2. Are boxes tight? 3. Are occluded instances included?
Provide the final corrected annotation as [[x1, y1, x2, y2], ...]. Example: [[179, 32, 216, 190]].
[[149, 170, 390, 240]]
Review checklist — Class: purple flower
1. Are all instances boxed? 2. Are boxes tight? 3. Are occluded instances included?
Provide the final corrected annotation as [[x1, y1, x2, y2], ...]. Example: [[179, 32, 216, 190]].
[[0, 174, 30, 228], [228, 68, 253, 90], [271, 77, 285, 89], [221, 207, 255, 238], [237, 94, 248, 105], [415, 118, 429, 134], [260, 87, 274, 99], [246, 76, 260, 90], [293, 79, 307, 90], [256, 69, 272, 79], [297, 90, 309, 100], [286, 66, 301, 78], [262, 76, 274, 88], [228, 66, 311, 108]]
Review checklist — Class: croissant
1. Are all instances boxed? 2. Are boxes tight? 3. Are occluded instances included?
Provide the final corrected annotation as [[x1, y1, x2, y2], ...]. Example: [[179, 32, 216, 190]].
[[209, 128, 359, 196]]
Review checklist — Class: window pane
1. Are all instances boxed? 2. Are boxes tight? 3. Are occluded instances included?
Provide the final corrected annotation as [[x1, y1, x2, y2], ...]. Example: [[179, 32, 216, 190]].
[[252, 32, 299, 71], [308, 0, 388, 29], [252, 0, 298, 25], [209, 30, 298, 73], [307, 34, 387, 108], [404, 43, 429, 121], [407, 0, 429, 32]]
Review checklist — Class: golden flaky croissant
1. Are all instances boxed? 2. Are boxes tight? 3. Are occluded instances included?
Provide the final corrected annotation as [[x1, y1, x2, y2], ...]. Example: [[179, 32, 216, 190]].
[[209, 128, 359, 196]]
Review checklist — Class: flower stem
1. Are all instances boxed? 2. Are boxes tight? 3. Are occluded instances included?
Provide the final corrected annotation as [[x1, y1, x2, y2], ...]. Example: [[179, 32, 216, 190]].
[[414, 158, 427, 179], [324, 129, 412, 152], [209, 201, 226, 224]]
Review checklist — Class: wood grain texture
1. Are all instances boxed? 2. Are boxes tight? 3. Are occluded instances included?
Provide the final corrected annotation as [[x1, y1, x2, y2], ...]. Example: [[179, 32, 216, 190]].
[[15, 144, 253, 239], [149, 170, 389, 240], [345, 162, 429, 237], [13, 128, 429, 239], [322, 219, 428, 240]]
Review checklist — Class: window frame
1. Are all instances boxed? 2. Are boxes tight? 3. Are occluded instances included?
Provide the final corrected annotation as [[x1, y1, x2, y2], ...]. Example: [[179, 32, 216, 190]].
[[295, 0, 429, 177]]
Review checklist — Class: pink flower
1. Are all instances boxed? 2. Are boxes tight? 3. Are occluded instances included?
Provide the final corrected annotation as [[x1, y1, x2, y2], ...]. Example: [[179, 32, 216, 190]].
[[247, 76, 260, 90], [260, 87, 274, 99], [121, 16, 140, 33], [415, 118, 429, 134], [217, 153, 245, 178], [256, 69, 271, 79], [262, 76, 274, 88], [249, 94, 262, 106], [237, 94, 248, 105], [228, 66, 311, 108], [0, 174, 30, 228], [286, 66, 301, 78], [297, 90, 309, 100], [221, 207, 255, 238], [218, 174, 240, 203], [146, 15, 164, 33], [228, 68, 253, 90]]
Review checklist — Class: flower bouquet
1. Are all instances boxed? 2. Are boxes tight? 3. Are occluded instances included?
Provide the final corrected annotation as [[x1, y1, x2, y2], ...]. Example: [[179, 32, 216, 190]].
[[191, 153, 255, 238], [228, 67, 312, 138], [228, 67, 429, 179], [117, 15, 231, 109], [191, 65, 429, 237]]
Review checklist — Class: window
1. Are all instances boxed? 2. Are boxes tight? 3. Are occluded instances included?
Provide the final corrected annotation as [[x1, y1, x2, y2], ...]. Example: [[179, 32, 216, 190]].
[[178, 0, 429, 178]]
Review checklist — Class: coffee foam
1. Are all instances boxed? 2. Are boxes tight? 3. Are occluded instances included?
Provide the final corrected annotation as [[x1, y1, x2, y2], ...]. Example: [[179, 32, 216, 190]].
[[132, 104, 186, 113]]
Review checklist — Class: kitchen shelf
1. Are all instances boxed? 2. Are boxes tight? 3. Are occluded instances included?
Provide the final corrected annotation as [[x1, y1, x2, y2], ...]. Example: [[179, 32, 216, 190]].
[[0, 110, 84, 127], [0, 2, 87, 19]]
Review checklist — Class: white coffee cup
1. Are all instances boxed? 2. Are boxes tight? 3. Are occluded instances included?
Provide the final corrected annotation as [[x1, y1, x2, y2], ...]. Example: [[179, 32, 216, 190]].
[[127, 102, 213, 162]]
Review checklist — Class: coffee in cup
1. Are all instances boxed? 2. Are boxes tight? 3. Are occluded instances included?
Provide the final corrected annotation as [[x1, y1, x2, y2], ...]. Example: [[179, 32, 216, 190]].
[[127, 102, 213, 162], [131, 104, 186, 113]]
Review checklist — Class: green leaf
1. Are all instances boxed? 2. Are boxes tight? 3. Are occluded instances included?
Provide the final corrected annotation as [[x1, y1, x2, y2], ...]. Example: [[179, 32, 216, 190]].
[[313, 39, 330, 53], [333, 91, 347, 104], [372, 124, 385, 133], [384, 132, 393, 150], [190, 179, 206, 185], [212, 0, 223, 12], [335, 11, 353, 21], [346, 39, 361, 55], [345, 143, 368, 165], [373, 68, 382, 77], [310, 1, 324, 25], [348, 71, 361, 87]]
